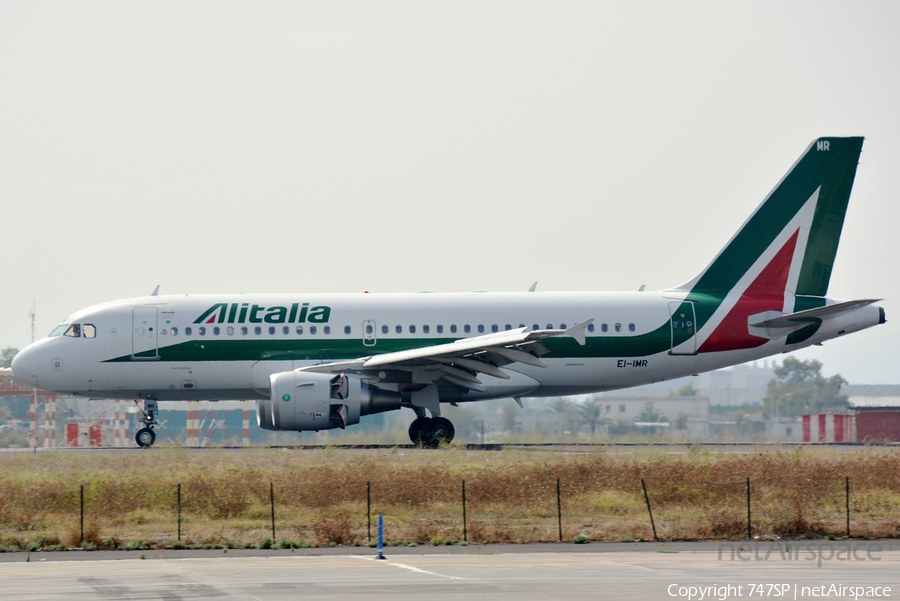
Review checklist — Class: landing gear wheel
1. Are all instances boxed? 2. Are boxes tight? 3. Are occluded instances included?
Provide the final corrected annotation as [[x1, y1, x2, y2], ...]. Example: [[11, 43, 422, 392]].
[[135, 427, 156, 448], [408, 417, 429, 445], [423, 417, 455, 448]]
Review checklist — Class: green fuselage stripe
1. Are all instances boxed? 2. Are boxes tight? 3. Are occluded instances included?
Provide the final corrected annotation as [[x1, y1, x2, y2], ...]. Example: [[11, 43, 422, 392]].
[[106, 323, 673, 363]]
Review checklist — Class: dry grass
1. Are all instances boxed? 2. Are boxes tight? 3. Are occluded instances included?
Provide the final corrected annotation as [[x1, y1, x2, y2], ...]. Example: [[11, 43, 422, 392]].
[[1, 446, 899, 550]]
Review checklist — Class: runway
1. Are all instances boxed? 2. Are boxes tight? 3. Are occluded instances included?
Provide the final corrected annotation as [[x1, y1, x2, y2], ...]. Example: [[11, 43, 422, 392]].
[[1, 543, 897, 600]]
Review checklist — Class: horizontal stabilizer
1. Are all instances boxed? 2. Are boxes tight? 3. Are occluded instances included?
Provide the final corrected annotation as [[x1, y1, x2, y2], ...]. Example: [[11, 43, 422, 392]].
[[749, 299, 881, 329]]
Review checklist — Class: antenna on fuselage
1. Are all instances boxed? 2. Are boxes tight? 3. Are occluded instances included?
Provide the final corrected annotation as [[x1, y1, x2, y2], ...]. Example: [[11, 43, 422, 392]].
[[151, 285, 160, 297], [29, 300, 35, 343], [528, 282, 538, 292]]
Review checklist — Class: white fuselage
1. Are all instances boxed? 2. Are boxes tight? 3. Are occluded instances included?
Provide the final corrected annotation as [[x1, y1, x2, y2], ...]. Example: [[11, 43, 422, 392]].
[[12, 291, 882, 403]]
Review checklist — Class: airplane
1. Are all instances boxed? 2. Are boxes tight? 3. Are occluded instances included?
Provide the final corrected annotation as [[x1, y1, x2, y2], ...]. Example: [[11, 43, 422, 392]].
[[11, 137, 886, 447]]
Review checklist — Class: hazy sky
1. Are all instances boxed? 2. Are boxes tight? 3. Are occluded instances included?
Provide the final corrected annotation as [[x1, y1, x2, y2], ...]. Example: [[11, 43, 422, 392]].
[[1, 1, 898, 383]]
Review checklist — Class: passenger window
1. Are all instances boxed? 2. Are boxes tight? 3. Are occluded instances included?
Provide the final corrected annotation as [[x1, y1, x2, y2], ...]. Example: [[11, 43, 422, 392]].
[[409, 325, 416, 334], [547, 324, 553, 330], [346, 326, 352, 335], [381, 325, 388, 334], [324, 326, 331, 335], [436, 325, 443, 334], [560, 323, 567, 330], [423, 325, 430, 334], [478, 325, 485, 333], [64, 324, 81, 337], [601, 324, 608, 333], [226, 326, 234, 336], [296, 326, 303, 335], [491, 325, 498, 333], [628, 323, 636, 332], [588, 324, 594, 333], [366, 325, 374, 335], [254, 326, 262, 335], [396, 325, 402, 334], [283, 326, 290, 335], [615, 323, 622, 332], [505, 324, 512, 331], [310, 326, 317, 335], [83, 324, 96, 338], [267, 326, 275, 335], [198, 327, 206, 336], [450, 325, 457, 334], [213, 327, 220, 335], [464, 325, 471, 334], [185, 327, 192, 336], [519, 324, 525, 329], [240, 326, 248, 335], [171, 327, 179, 336], [532, 324, 539, 331]]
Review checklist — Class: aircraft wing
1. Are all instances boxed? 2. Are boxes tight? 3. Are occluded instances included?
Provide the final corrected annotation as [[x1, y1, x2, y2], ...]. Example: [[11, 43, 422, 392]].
[[298, 319, 593, 392]]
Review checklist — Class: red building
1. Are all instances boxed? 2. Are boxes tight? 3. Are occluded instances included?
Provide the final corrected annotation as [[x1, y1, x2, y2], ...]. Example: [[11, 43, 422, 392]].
[[849, 397, 900, 442]]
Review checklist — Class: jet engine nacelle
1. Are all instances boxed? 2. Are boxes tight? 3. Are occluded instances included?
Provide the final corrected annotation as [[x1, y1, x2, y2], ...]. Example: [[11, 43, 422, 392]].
[[261, 371, 401, 431]]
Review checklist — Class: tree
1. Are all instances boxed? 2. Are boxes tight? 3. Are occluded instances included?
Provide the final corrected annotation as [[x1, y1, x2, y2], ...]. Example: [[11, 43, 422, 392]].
[[670, 383, 698, 397], [638, 405, 667, 423], [0, 347, 18, 369], [763, 357, 848, 418], [547, 398, 577, 434], [578, 400, 609, 436], [500, 400, 521, 433]]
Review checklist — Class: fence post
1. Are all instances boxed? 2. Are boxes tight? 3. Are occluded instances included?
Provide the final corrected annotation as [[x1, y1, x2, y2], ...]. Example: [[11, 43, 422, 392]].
[[746, 477, 751, 540], [177, 483, 182, 541], [462, 480, 467, 543], [557, 479, 562, 542], [846, 476, 850, 538], [270, 482, 276, 543], [80, 484, 84, 545], [641, 478, 658, 541], [367, 481, 371, 543]]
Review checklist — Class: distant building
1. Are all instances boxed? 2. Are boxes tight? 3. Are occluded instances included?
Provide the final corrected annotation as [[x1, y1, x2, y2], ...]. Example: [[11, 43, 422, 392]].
[[848, 396, 900, 442], [596, 362, 776, 406], [587, 395, 709, 437]]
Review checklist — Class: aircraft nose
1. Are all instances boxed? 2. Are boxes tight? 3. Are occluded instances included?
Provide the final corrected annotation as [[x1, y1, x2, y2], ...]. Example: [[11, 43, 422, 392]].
[[11, 346, 38, 387]]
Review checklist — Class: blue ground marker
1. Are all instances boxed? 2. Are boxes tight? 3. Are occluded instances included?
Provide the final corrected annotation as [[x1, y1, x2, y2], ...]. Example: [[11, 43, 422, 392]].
[[376, 514, 386, 560]]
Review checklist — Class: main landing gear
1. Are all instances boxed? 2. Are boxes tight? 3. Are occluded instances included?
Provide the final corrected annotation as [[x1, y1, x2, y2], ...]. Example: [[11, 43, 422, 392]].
[[135, 399, 158, 448], [408, 415, 455, 448]]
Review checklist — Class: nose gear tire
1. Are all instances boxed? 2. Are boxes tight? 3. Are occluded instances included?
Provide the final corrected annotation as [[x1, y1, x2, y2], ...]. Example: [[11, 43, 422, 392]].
[[135, 427, 156, 448]]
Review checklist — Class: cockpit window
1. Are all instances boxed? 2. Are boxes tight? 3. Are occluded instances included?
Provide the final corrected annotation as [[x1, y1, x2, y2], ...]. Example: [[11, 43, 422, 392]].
[[49, 325, 67, 337], [83, 324, 96, 338], [64, 324, 81, 338]]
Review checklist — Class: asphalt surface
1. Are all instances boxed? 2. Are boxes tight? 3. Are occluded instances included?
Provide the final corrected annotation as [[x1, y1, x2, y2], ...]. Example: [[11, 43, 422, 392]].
[[2, 541, 898, 600]]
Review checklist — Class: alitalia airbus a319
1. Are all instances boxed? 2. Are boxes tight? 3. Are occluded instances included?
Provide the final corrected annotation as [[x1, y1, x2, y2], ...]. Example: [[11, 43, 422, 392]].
[[12, 137, 885, 447]]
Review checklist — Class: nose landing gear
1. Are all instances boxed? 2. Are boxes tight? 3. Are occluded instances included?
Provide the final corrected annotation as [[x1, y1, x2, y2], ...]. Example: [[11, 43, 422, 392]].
[[134, 399, 158, 448]]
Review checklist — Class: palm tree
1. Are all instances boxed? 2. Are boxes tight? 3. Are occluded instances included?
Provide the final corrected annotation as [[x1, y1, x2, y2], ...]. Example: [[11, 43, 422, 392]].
[[578, 400, 609, 436], [547, 398, 577, 434], [637, 406, 667, 423]]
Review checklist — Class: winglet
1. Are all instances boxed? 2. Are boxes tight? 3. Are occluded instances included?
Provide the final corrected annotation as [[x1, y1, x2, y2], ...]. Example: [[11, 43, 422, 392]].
[[563, 319, 594, 346], [151, 285, 160, 297]]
